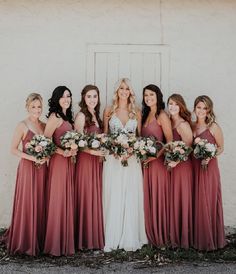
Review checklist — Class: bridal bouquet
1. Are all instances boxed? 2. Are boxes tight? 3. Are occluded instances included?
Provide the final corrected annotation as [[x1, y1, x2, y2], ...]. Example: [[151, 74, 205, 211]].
[[164, 141, 192, 171], [193, 137, 217, 169], [109, 131, 137, 167], [60, 131, 87, 163], [133, 136, 163, 164], [25, 134, 56, 167]]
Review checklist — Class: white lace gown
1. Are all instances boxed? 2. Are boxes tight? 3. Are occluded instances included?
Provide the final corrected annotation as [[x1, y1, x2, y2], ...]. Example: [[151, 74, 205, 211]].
[[103, 115, 148, 252]]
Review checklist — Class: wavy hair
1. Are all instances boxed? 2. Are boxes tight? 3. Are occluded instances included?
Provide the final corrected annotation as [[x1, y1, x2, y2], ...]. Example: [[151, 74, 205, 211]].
[[109, 78, 137, 119], [142, 84, 165, 125], [194, 95, 216, 126], [25, 93, 43, 109], [47, 86, 74, 124], [79, 84, 102, 128], [167, 93, 192, 124]]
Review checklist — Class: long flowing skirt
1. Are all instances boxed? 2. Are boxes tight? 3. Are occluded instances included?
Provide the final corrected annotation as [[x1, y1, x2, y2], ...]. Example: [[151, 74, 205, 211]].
[[103, 155, 147, 251]]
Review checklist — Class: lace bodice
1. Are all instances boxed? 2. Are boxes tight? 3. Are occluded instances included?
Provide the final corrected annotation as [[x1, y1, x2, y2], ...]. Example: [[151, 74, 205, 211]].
[[109, 115, 137, 134]]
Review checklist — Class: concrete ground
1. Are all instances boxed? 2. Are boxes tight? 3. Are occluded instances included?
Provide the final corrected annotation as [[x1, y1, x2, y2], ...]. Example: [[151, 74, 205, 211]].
[[0, 262, 236, 274]]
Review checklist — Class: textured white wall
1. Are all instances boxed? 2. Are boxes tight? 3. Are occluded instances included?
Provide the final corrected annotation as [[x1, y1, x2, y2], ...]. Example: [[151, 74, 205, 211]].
[[0, 0, 235, 227]]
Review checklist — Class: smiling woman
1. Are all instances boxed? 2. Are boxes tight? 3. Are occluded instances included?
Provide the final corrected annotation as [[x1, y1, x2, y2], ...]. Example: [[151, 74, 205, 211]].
[[102, 78, 147, 252], [43, 86, 75, 256], [1, 93, 47, 256]]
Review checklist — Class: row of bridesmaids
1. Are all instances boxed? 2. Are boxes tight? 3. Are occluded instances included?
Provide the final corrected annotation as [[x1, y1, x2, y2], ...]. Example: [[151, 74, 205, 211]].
[[2, 79, 226, 256]]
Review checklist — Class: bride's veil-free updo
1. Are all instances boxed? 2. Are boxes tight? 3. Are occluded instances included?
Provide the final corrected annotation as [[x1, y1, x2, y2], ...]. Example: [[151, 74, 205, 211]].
[[109, 78, 137, 119]]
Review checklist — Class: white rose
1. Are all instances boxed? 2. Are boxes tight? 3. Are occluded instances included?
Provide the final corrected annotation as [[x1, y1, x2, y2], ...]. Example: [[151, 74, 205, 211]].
[[91, 140, 100, 149]]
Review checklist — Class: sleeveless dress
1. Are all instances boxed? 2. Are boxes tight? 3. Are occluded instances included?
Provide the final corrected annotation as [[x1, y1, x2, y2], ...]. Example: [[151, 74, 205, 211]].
[[44, 120, 75, 256], [141, 119, 170, 247], [103, 115, 147, 251], [74, 124, 104, 250], [193, 129, 226, 251], [2, 130, 47, 255], [169, 128, 193, 249]]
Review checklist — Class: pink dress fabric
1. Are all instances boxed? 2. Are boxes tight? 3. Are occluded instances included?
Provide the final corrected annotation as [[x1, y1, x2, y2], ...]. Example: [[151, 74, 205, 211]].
[[2, 130, 47, 256], [193, 129, 226, 251], [74, 124, 104, 250], [44, 120, 75, 256], [169, 128, 193, 249], [141, 119, 170, 247]]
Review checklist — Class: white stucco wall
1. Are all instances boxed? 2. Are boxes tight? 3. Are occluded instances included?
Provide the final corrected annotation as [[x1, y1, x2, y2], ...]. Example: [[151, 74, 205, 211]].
[[0, 0, 235, 227]]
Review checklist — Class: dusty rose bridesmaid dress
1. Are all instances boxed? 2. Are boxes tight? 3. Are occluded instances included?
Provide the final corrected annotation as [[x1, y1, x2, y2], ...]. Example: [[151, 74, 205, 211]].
[[169, 128, 193, 249], [44, 120, 75, 256], [74, 125, 104, 250], [193, 129, 226, 251], [3, 130, 47, 256], [141, 119, 170, 247]]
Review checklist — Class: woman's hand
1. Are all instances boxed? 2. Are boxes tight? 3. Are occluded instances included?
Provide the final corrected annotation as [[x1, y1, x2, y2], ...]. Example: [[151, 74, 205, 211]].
[[167, 161, 179, 168], [90, 149, 107, 157], [201, 158, 210, 166], [142, 156, 156, 166]]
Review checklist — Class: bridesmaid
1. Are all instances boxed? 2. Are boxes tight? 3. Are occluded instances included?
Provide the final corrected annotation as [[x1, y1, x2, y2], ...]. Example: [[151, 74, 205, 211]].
[[2, 93, 47, 255], [44, 86, 75, 256], [167, 94, 193, 249], [74, 85, 105, 250], [141, 84, 172, 247], [192, 95, 226, 251]]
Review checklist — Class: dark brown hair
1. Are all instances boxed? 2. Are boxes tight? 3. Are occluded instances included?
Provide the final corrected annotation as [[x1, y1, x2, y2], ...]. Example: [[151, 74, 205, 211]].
[[79, 85, 102, 128]]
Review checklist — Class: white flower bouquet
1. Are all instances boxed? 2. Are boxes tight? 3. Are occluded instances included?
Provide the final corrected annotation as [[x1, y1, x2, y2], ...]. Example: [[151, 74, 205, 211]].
[[133, 136, 163, 166], [109, 130, 137, 167], [25, 134, 56, 167], [193, 137, 217, 169], [60, 131, 86, 163], [164, 141, 192, 170]]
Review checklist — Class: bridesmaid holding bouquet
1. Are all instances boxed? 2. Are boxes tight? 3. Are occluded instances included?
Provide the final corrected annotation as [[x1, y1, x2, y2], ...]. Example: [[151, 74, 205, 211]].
[[2, 93, 47, 255], [167, 94, 193, 249], [192, 95, 226, 251], [44, 86, 75, 256], [141, 84, 172, 247], [74, 85, 105, 250]]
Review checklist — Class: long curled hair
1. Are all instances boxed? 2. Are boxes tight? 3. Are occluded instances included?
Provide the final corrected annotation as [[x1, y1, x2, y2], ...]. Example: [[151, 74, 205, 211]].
[[47, 86, 74, 124], [142, 84, 165, 125], [194, 95, 216, 126], [167, 93, 192, 124], [79, 84, 103, 128], [109, 78, 137, 119]]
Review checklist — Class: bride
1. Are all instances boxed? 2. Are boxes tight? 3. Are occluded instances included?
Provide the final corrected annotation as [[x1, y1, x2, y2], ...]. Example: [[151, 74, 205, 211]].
[[103, 78, 147, 252]]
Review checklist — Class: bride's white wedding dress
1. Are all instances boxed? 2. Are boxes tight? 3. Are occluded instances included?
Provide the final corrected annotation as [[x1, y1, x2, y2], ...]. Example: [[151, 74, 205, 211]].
[[103, 114, 147, 252]]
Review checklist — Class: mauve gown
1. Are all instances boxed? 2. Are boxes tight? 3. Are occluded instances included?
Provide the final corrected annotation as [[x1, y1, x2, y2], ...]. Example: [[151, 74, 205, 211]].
[[193, 129, 226, 251], [74, 124, 104, 250], [44, 120, 75, 256], [141, 119, 170, 247], [169, 128, 193, 249], [3, 130, 47, 256]]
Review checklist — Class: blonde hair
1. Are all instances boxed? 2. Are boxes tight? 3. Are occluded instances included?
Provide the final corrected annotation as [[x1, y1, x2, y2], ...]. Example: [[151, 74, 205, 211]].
[[194, 95, 216, 126], [25, 93, 43, 109], [109, 78, 137, 119]]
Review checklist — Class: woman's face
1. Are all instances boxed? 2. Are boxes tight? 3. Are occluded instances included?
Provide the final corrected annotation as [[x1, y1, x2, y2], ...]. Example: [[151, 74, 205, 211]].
[[27, 99, 42, 119], [84, 89, 98, 110], [117, 82, 130, 100], [144, 89, 157, 107], [168, 98, 180, 116], [59, 90, 71, 110], [195, 101, 208, 120]]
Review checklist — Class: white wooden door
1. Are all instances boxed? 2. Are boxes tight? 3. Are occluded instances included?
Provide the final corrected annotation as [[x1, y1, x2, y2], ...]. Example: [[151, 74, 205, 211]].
[[87, 44, 170, 107]]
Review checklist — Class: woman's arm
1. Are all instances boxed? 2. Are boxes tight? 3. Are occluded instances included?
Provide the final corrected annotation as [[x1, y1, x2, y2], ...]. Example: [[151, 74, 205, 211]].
[[74, 112, 85, 134], [211, 123, 224, 156], [103, 106, 111, 134], [177, 122, 193, 146], [159, 110, 173, 143], [11, 122, 38, 162], [136, 108, 142, 136]]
